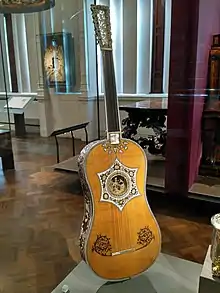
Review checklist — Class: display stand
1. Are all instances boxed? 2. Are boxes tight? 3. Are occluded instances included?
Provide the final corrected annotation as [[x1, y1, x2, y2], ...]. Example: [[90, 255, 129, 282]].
[[52, 253, 202, 293], [0, 129, 14, 171], [13, 113, 26, 137], [199, 245, 220, 293], [4, 96, 34, 137]]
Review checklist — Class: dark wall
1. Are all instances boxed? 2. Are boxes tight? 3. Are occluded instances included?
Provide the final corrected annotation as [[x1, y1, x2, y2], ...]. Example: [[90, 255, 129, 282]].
[[166, 0, 220, 195], [188, 0, 220, 186], [4, 14, 18, 92], [165, 0, 199, 195]]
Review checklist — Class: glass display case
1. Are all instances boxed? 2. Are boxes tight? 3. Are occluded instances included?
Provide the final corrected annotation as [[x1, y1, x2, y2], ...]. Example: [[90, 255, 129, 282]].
[[35, 0, 88, 95], [0, 18, 14, 171], [37, 31, 76, 93], [0, 15, 12, 131]]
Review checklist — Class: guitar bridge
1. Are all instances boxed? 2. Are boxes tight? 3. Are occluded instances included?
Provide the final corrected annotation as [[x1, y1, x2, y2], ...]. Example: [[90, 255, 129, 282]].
[[112, 247, 135, 256]]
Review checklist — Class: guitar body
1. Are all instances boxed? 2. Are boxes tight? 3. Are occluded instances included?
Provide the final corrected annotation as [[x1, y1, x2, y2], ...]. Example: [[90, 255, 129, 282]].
[[79, 4, 161, 281], [78, 138, 161, 280]]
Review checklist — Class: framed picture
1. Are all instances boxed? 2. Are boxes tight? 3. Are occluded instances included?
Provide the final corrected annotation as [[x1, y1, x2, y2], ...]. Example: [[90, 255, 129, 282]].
[[41, 32, 76, 92]]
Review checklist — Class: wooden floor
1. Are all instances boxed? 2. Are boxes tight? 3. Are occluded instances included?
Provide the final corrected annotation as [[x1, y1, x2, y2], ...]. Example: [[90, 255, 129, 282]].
[[0, 134, 216, 292]]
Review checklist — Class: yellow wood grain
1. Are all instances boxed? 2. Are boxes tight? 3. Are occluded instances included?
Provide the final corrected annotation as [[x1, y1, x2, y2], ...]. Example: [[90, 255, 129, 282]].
[[85, 139, 161, 280]]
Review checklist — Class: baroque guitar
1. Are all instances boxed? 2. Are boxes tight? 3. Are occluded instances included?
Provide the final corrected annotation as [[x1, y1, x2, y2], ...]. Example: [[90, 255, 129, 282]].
[[78, 4, 161, 280]]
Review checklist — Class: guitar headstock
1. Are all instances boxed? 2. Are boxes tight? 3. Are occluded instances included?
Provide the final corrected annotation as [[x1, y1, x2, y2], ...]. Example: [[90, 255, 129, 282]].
[[90, 4, 112, 50]]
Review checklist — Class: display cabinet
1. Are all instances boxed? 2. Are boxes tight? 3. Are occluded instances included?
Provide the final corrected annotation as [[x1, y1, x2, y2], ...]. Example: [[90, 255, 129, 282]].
[[38, 32, 76, 93], [0, 28, 15, 171], [200, 34, 220, 176]]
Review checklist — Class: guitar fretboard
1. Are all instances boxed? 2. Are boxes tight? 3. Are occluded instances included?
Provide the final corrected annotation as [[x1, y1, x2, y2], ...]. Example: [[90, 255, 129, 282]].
[[102, 50, 120, 133]]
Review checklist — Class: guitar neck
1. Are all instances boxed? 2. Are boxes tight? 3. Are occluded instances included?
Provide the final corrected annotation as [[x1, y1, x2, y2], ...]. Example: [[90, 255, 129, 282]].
[[102, 50, 120, 133]]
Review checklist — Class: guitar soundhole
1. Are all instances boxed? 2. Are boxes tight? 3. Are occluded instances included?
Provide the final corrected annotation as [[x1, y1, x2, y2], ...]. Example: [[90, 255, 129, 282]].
[[98, 158, 140, 211], [92, 234, 112, 256], [107, 174, 128, 197]]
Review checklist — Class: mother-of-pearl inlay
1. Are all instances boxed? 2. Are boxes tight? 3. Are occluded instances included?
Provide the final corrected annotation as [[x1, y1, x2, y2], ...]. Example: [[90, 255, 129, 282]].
[[97, 158, 140, 211]]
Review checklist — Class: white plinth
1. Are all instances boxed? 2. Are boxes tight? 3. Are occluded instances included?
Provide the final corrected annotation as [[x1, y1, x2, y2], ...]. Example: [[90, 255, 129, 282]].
[[199, 245, 220, 293], [52, 253, 202, 293]]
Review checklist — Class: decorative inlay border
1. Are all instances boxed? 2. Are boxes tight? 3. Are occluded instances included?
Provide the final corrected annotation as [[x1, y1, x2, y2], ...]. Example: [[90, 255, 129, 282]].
[[91, 227, 155, 257], [102, 140, 128, 154], [78, 141, 99, 261], [92, 234, 112, 256], [98, 158, 140, 211], [137, 226, 155, 250]]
